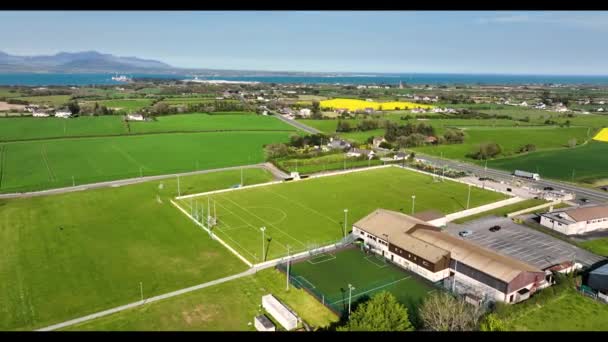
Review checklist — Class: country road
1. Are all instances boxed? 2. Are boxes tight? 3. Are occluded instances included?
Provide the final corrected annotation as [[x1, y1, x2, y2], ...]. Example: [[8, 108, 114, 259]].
[[0, 162, 287, 200], [417, 153, 608, 204]]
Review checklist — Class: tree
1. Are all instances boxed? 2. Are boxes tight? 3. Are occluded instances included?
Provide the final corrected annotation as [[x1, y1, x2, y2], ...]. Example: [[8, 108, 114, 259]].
[[66, 101, 80, 115], [337, 120, 352, 132], [568, 138, 577, 148], [468, 142, 502, 160], [311, 101, 322, 119], [479, 313, 506, 332], [379, 141, 393, 149], [419, 292, 482, 331], [263, 143, 290, 160], [443, 129, 465, 144], [357, 119, 379, 131], [338, 291, 414, 331]]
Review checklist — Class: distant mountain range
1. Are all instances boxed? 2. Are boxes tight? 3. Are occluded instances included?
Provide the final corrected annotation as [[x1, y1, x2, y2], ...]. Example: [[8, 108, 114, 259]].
[[0, 50, 354, 77], [0, 51, 174, 73]]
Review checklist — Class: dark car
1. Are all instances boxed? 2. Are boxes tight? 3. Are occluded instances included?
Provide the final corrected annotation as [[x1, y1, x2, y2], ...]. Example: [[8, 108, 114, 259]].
[[489, 225, 501, 232], [580, 198, 590, 203], [544, 186, 554, 191], [506, 188, 512, 192]]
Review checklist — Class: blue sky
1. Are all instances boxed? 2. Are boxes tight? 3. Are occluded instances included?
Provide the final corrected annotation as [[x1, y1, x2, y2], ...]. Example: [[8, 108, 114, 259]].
[[1, 11, 607, 75]]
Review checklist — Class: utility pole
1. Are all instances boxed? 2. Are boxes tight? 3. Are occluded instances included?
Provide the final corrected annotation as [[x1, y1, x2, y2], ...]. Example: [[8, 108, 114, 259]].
[[140, 166, 143, 178], [72, 176, 75, 187], [467, 184, 471, 209], [240, 167, 244, 187], [572, 169, 576, 182], [286, 245, 291, 290], [260, 226, 266, 262], [177, 175, 181, 197], [348, 284, 356, 318], [343, 209, 349, 237], [140, 282, 143, 302], [411, 195, 416, 215]]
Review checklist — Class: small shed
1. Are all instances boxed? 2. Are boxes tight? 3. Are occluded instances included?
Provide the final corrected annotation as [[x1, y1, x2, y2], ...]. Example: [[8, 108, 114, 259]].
[[254, 314, 276, 332], [262, 294, 298, 331], [588, 263, 608, 292]]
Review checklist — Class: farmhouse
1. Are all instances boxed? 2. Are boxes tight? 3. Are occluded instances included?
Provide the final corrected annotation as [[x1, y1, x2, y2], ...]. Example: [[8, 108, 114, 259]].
[[346, 148, 374, 159], [539, 204, 608, 235], [299, 108, 311, 117], [25, 104, 40, 113], [425, 136, 438, 144], [32, 110, 50, 118], [54, 109, 72, 118], [126, 113, 145, 121], [327, 138, 351, 150], [352, 209, 548, 303]]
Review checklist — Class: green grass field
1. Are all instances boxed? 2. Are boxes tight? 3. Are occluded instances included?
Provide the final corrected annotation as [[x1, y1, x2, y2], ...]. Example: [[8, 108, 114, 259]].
[[413, 126, 590, 161], [275, 154, 385, 174], [0, 116, 127, 141], [502, 290, 608, 331], [0, 168, 274, 331], [15, 95, 72, 107], [64, 268, 338, 331], [84, 99, 153, 111], [129, 113, 296, 134], [0, 131, 291, 193], [488, 141, 608, 184], [176, 166, 507, 263], [579, 239, 608, 257], [286, 247, 434, 320]]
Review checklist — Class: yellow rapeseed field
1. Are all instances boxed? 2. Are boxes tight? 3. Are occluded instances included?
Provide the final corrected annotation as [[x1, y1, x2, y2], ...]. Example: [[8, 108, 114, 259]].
[[593, 128, 608, 142], [319, 98, 434, 111]]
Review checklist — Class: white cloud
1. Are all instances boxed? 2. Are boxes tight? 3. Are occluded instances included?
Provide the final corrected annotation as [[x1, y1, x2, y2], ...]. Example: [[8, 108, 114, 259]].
[[478, 11, 608, 31]]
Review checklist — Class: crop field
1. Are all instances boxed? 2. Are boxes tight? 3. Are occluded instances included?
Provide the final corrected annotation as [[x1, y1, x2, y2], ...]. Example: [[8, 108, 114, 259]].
[[84, 99, 153, 111], [487, 141, 608, 184], [284, 247, 434, 319], [0, 168, 274, 331], [0, 131, 292, 193], [320, 98, 433, 111], [592, 128, 608, 142], [175, 166, 507, 263], [275, 154, 385, 174], [64, 269, 338, 331], [15, 95, 72, 107], [129, 113, 296, 133], [0, 88, 22, 98], [413, 126, 590, 161], [0, 116, 127, 141]]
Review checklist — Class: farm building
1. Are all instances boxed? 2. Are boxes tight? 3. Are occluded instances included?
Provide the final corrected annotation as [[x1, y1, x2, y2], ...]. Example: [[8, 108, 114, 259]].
[[254, 314, 276, 332], [25, 104, 40, 113], [32, 110, 50, 118], [126, 113, 145, 121], [588, 264, 608, 302], [539, 204, 608, 235], [54, 109, 72, 118], [346, 148, 374, 159], [372, 136, 386, 148], [327, 138, 351, 150], [299, 108, 311, 117], [352, 209, 548, 304], [261, 294, 298, 331]]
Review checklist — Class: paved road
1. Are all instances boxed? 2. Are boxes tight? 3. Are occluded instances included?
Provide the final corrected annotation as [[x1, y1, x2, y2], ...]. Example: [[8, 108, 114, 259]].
[[417, 153, 608, 204], [0, 163, 280, 200]]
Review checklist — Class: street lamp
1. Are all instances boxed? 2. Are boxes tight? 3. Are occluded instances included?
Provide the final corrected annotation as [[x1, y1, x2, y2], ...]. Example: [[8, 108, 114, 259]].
[[411, 195, 416, 215], [343, 209, 349, 237], [348, 283, 356, 317], [260, 226, 266, 262], [467, 184, 471, 209]]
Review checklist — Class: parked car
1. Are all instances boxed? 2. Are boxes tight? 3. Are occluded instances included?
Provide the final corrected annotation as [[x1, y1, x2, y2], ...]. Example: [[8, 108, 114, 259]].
[[489, 225, 501, 232], [580, 198, 590, 203], [506, 188, 512, 192], [458, 230, 473, 237], [544, 186, 554, 191]]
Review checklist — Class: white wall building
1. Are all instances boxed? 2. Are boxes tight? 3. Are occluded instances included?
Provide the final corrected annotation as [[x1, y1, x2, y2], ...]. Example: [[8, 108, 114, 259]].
[[54, 110, 72, 118], [299, 108, 311, 117], [261, 294, 298, 331], [539, 205, 608, 235], [127, 113, 145, 121]]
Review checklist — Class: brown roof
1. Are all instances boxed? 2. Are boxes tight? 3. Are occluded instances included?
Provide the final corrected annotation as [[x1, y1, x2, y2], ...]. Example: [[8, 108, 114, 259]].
[[413, 210, 445, 222], [390, 234, 449, 264], [353, 209, 436, 236], [410, 228, 543, 283], [563, 205, 608, 222]]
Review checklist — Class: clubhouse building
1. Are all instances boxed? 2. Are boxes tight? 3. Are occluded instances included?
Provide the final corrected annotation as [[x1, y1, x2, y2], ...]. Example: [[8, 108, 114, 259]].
[[539, 204, 608, 235], [352, 209, 549, 304]]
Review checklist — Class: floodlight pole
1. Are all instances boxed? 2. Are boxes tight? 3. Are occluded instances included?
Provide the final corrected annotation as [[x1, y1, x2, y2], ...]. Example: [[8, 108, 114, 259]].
[[72, 176, 75, 187], [177, 175, 181, 197], [140, 282, 143, 302], [140, 166, 143, 178], [343, 209, 349, 237], [348, 284, 355, 318], [240, 167, 244, 186], [411, 195, 416, 215], [286, 245, 291, 290], [467, 184, 471, 209], [260, 226, 266, 262]]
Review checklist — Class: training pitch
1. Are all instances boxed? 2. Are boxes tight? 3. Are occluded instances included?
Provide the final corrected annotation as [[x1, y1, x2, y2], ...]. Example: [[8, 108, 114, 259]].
[[281, 246, 435, 316], [175, 166, 507, 263]]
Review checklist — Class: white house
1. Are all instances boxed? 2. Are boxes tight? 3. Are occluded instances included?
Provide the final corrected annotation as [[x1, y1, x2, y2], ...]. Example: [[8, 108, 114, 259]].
[[54, 110, 72, 119], [539, 204, 608, 235], [372, 136, 386, 148], [299, 108, 311, 117], [126, 113, 145, 121], [32, 110, 50, 118], [346, 148, 375, 159], [411, 108, 426, 114], [520, 101, 528, 107], [25, 105, 40, 113]]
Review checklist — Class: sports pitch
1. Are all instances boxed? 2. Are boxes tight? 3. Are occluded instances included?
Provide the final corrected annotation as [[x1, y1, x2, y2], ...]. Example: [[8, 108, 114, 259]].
[[282, 247, 435, 317], [175, 166, 507, 263]]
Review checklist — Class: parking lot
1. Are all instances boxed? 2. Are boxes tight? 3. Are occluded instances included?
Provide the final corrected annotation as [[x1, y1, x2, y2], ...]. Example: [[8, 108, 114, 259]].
[[458, 176, 540, 199], [445, 216, 605, 269]]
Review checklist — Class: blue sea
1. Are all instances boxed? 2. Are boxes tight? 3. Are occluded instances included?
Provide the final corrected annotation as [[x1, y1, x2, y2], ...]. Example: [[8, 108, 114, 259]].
[[2, 72, 608, 86]]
